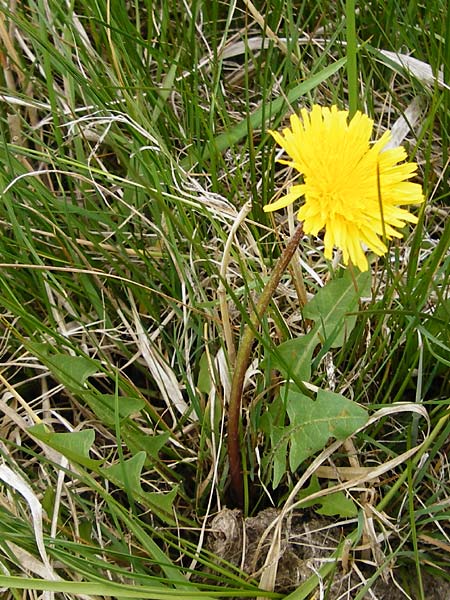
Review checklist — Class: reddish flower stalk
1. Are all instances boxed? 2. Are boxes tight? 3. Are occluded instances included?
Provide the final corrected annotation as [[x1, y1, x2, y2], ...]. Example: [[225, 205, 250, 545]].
[[227, 223, 304, 508]]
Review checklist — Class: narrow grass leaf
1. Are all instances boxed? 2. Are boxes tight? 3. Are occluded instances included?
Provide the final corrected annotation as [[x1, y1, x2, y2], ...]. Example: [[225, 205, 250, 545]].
[[0, 576, 219, 599], [187, 57, 347, 165]]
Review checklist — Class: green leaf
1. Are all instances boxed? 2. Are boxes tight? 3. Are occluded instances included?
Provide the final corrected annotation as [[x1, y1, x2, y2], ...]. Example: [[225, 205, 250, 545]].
[[145, 487, 178, 523], [29, 424, 102, 468], [130, 431, 171, 459], [297, 475, 357, 517], [197, 351, 212, 394], [315, 491, 357, 517], [102, 452, 147, 496], [100, 395, 146, 419], [297, 473, 321, 503], [80, 391, 148, 430], [27, 343, 99, 392], [270, 426, 290, 489], [102, 452, 178, 525], [287, 389, 368, 472], [269, 271, 370, 382], [303, 270, 371, 348], [270, 329, 319, 382], [47, 355, 98, 389]]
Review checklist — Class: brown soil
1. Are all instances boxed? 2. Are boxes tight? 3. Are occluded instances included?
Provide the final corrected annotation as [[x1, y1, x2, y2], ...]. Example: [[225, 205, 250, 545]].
[[207, 507, 450, 599]]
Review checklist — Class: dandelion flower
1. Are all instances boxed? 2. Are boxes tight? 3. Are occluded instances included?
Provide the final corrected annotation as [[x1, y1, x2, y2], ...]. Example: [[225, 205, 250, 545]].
[[264, 105, 424, 271]]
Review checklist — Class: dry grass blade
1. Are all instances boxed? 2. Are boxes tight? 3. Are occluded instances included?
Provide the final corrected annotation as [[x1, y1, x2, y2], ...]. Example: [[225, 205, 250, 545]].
[[0, 1, 448, 598], [0, 465, 55, 580]]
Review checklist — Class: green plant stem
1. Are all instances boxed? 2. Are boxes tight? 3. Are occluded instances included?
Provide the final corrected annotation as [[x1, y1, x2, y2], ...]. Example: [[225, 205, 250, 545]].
[[443, 2, 450, 187], [227, 223, 304, 508]]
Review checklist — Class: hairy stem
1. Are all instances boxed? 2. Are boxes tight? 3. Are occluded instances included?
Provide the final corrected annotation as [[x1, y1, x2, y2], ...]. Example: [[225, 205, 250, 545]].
[[227, 223, 304, 507]]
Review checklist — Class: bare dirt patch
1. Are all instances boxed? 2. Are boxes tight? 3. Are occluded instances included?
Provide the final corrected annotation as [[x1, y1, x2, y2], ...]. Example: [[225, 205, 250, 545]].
[[207, 507, 450, 599]]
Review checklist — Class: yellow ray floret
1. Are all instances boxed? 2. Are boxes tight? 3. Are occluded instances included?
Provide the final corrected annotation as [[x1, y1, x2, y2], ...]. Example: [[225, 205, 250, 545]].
[[264, 105, 424, 271]]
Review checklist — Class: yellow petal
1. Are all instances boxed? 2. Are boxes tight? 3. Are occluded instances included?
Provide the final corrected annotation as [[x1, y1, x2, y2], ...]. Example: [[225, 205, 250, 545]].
[[264, 105, 424, 270], [263, 185, 305, 212]]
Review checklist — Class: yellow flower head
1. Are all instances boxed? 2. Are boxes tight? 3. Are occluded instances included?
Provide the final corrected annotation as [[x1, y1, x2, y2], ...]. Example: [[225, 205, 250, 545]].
[[264, 105, 424, 271]]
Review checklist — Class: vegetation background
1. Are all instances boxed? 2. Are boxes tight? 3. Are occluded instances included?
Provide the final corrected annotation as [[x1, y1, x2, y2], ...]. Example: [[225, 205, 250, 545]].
[[0, 1, 448, 598]]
